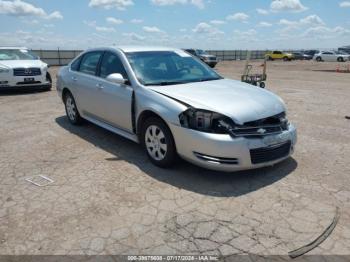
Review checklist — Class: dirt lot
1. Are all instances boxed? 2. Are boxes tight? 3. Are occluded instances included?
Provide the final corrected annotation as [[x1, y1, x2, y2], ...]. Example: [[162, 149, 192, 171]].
[[0, 60, 350, 258]]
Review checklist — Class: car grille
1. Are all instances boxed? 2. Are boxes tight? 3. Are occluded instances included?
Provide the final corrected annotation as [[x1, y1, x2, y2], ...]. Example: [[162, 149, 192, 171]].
[[194, 152, 239, 165], [13, 68, 41, 76], [250, 141, 291, 164], [229, 112, 288, 138]]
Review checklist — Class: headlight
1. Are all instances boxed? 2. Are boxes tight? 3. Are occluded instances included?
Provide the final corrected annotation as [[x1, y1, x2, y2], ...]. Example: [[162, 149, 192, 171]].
[[179, 109, 234, 134]]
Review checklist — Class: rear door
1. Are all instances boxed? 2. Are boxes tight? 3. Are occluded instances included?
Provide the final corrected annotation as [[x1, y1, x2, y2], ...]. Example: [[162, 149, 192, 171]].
[[73, 51, 104, 116], [322, 52, 334, 62], [93, 51, 134, 132]]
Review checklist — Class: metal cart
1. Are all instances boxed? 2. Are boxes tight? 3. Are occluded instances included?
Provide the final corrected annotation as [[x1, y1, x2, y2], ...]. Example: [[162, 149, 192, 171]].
[[241, 51, 267, 88]]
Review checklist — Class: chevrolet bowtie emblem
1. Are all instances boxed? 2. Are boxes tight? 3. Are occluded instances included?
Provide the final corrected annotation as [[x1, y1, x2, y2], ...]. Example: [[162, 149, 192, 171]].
[[257, 128, 267, 134]]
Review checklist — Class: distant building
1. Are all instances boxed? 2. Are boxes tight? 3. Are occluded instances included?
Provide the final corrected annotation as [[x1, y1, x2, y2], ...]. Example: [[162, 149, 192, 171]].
[[338, 45, 350, 53]]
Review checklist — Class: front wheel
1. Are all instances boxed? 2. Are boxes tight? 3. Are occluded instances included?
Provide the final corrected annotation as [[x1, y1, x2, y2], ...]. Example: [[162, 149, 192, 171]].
[[43, 72, 52, 91], [64, 92, 83, 125], [141, 117, 177, 168], [337, 57, 344, 62], [316, 56, 322, 62], [283, 57, 289, 61]]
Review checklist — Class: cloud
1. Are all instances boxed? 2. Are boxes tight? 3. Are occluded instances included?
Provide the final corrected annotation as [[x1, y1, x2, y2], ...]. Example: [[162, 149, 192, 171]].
[[258, 22, 273, 27], [226, 12, 249, 22], [151, 0, 204, 9], [88, 0, 134, 10], [106, 17, 123, 25], [270, 0, 307, 12], [179, 28, 187, 32], [130, 18, 143, 23], [210, 20, 226, 25], [45, 11, 63, 20], [192, 22, 224, 37], [301, 26, 350, 39], [340, 1, 350, 7], [256, 8, 269, 15], [233, 29, 258, 41], [279, 15, 325, 28], [123, 32, 145, 41], [0, 0, 62, 19], [143, 26, 164, 33], [84, 20, 115, 33]]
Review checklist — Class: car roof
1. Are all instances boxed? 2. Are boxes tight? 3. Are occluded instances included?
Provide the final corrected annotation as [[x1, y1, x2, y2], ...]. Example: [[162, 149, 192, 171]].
[[85, 46, 181, 53]]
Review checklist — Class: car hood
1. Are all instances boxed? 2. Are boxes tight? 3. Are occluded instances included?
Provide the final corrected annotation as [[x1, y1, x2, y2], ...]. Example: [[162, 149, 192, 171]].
[[0, 60, 46, 69], [150, 79, 286, 124]]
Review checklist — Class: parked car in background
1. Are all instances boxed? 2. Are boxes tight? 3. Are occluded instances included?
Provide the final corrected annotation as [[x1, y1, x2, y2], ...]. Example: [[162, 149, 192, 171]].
[[184, 49, 218, 68], [265, 51, 294, 61], [57, 46, 297, 172], [303, 50, 319, 58], [338, 45, 350, 54], [0, 47, 52, 91], [314, 51, 350, 62], [292, 52, 312, 60]]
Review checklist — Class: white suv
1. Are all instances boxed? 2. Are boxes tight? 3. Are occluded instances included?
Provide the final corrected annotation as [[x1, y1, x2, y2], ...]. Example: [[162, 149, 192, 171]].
[[0, 47, 52, 91]]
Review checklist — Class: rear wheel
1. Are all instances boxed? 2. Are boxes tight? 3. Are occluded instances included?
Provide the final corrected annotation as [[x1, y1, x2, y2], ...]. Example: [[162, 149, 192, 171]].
[[337, 57, 344, 62], [141, 117, 177, 168], [283, 56, 289, 61], [259, 82, 265, 88], [64, 91, 83, 125]]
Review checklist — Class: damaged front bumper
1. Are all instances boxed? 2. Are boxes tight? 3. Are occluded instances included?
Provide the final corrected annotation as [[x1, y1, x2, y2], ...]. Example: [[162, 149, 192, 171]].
[[169, 123, 297, 172]]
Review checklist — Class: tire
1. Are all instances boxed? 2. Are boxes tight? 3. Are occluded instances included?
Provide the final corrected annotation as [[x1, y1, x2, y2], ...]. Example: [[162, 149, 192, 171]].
[[64, 91, 83, 125], [283, 57, 289, 61], [141, 117, 177, 168], [259, 82, 265, 88], [267, 56, 273, 61], [337, 57, 344, 62], [43, 72, 52, 91], [316, 56, 322, 62]]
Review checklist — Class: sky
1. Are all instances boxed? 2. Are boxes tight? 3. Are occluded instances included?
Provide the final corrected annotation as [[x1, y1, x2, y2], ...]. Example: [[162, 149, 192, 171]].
[[0, 0, 349, 50]]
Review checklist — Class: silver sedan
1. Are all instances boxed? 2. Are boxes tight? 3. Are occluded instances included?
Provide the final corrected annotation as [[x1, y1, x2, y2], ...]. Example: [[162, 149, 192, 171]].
[[56, 46, 297, 172]]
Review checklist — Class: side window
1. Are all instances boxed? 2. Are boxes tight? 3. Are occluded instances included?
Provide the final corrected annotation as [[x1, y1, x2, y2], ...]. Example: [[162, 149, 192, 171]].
[[79, 52, 103, 76], [99, 52, 128, 79], [71, 56, 82, 71]]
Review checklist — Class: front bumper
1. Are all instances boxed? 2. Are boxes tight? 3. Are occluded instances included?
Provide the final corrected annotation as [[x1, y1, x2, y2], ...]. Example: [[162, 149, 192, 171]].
[[0, 73, 50, 90], [169, 123, 297, 172]]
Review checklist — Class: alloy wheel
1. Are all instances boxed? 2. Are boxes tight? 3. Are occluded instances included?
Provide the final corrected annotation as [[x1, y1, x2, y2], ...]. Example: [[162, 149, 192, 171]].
[[145, 125, 168, 161]]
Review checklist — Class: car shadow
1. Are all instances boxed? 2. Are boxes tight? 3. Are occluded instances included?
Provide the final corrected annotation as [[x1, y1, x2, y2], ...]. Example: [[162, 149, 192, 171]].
[[55, 116, 298, 197]]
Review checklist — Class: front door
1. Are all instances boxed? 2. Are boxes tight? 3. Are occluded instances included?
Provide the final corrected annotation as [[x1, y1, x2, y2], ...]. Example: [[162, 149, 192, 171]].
[[93, 51, 134, 133]]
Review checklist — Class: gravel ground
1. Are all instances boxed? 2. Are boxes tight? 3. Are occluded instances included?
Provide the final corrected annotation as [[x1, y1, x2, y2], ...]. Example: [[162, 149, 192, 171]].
[[0, 60, 349, 258]]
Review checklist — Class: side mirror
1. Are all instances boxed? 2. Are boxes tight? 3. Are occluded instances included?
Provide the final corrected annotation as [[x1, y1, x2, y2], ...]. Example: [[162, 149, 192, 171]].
[[106, 73, 126, 85]]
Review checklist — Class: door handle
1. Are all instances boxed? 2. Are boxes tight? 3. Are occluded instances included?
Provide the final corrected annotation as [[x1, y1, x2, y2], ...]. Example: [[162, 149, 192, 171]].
[[96, 83, 104, 89], [72, 76, 77, 81]]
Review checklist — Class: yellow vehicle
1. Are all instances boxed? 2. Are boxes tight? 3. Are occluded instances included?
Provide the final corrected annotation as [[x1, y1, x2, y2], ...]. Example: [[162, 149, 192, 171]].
[[265, 51, 294, 61]]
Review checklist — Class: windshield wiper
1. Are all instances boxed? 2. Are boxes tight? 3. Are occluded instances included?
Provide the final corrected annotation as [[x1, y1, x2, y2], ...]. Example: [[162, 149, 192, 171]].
[[146, 81, 186, 86], [199, 77, 221, 82]]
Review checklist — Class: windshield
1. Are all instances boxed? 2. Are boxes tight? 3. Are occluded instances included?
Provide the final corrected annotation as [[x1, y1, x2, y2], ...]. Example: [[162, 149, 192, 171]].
[[126, 51, 222, 86], [196, 49, 207, 55], [0, 49, 39, 61]]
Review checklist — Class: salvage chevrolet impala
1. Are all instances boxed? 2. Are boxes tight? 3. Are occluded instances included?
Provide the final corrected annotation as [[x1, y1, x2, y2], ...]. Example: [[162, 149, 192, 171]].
[[57, 47, 297, 172]]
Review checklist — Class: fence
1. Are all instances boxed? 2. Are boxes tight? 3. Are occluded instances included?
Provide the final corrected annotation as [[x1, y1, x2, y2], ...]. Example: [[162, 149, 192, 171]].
[[206, 50, 268, 61], [31, 49, 294, 66], [31, 49, 83, 66]]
